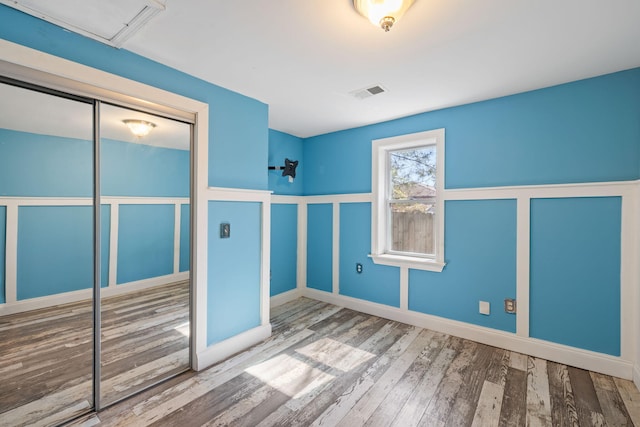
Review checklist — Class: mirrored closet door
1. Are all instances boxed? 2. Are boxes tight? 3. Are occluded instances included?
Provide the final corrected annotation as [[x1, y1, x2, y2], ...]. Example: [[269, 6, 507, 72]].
[[0, 80, 96, 426], [0, 75, 193, 426], [99, 103, 191, 407]]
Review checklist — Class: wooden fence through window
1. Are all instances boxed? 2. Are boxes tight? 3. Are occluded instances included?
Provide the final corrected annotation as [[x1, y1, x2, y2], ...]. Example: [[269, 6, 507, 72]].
[[391, 211, 434, 254]]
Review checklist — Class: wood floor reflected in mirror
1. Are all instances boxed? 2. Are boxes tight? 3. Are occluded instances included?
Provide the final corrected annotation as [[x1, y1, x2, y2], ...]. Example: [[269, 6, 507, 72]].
[[100, 280, 190, 407], [0, 299, 93, 426], [0, 280, 190, 426]]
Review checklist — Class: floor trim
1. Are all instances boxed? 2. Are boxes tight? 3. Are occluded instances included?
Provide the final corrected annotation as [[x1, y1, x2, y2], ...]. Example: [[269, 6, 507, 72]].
[[0, 272, 189, 316], [195, 323, 272, 371], [634, 364, 640, 391], [303, 288, 634, 380], [270, 288, 302, 308]]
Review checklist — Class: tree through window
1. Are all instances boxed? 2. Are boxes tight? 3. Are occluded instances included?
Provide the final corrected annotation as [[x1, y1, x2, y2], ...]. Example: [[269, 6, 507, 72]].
[[388, 145, 437, 255]]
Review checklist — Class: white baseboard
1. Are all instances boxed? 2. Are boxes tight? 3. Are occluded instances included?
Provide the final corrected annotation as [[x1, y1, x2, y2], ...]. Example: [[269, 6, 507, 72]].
[[270, 288, 302, 308], [303, 288, 634, 380], [104, 272, 189, 297], [634, 365, 640, 391], [0, 272, 189, 316], [195, 323, 272, 371]]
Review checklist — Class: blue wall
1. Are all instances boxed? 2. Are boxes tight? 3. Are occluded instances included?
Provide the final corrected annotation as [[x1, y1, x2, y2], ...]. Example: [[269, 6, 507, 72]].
[[303, 68, 640, 195], [268, 130, 304, 195], [207, 201, 262, 344], [306, 204, 333, 293], [101, 139, 189, 197], [339, 203, 400, 306], [117, 204, 175, 284], [16, 205, 111, 299], [17, 206, 93, 299], [296, 68, 639, 356], [0, 130, 189, 197], [530, 197, 621, 355], [270, 204, 297, 296], [0, 129, 93, 197], [410, 200, 517, 333]]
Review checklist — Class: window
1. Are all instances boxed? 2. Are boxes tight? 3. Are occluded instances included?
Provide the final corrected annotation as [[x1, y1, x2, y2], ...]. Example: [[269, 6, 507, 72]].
[[370, 129, 445, 272]]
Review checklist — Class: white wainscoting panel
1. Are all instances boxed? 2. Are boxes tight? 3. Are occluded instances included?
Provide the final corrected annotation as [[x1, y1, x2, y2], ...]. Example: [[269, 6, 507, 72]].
[[270, 179, 639, 381]]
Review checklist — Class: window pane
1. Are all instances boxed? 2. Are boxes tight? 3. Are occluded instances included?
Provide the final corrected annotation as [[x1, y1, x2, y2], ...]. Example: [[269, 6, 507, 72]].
[[390, 146, 436, 201], [389, 202, 435, 255]]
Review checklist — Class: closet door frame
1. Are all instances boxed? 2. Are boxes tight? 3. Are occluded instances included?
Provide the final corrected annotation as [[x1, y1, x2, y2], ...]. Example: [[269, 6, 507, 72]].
[[0, 40, 210, 412]]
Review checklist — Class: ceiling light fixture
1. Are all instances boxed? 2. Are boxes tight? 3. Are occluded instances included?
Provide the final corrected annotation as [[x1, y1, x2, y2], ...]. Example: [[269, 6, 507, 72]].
[[353, 0, 415, 32], [123, 119, 156, 137]]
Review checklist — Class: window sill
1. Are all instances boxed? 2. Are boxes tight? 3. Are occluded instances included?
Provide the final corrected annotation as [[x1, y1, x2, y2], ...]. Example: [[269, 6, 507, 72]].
[[368, 253, 446, 272]]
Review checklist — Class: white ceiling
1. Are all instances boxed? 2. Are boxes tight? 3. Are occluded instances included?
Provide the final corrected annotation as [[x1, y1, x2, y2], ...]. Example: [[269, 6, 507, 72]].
[[122, 0, 640, 138], [5, 0, 640, 138]]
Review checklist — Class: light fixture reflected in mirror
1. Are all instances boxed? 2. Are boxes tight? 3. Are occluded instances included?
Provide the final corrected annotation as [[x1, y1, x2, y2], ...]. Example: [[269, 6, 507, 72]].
[[123, 119, 156, 137], [353, 0, 415, 32]]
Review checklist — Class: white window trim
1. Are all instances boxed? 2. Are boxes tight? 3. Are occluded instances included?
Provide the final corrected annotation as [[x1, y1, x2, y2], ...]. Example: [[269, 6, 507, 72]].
[[370, 128, 446, 272]]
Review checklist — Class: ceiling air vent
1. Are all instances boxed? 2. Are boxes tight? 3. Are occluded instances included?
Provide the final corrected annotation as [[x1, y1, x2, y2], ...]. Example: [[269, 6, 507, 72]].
[[350, 85, 387, 100]]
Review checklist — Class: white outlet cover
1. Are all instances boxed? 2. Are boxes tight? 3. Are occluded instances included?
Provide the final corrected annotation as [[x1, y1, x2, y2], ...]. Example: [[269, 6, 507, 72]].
[[479, 301, 490, 315]]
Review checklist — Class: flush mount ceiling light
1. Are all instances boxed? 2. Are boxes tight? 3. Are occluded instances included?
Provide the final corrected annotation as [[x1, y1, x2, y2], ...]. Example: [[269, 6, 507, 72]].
[[123, 119, 156, 137], [353, 0, 416, 32]]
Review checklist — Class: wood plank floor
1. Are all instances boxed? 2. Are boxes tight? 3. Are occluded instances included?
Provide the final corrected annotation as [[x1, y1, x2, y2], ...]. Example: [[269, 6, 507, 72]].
[[0, 281, 190, 427], [66, 297, 640, 427]]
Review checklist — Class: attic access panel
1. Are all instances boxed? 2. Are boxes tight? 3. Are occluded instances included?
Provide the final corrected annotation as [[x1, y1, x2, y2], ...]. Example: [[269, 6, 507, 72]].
[[0, 0, 165, 47]]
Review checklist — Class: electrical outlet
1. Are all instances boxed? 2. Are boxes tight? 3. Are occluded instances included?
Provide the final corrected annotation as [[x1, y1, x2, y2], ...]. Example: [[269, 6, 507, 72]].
[[356, 263, 363, 274], [479, 301, 490, 315], [504, 298, 516, 314]]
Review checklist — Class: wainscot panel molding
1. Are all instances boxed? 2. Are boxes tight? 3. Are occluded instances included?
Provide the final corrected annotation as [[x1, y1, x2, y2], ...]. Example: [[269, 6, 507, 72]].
[[298, 201, 307, 293], [443, 180, 639, 200], [0, 195, 189, 315], [305, 193, 373, 204], [636, 182, 640, 392], [270, 179, 640, 383], [203, 186, 272, 370], [207, 186, 272, 203], [269, 195, 308, 293], [271, 195, 306, 204]]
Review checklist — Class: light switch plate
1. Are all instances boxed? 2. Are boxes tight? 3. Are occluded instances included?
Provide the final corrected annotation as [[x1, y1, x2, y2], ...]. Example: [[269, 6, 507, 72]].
[[220, 223, 230, 238]]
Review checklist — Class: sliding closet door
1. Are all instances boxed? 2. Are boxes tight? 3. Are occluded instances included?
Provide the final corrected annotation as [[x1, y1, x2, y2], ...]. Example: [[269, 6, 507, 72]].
[[0, 81, 96, 425], [98, 103, 191, 406]]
